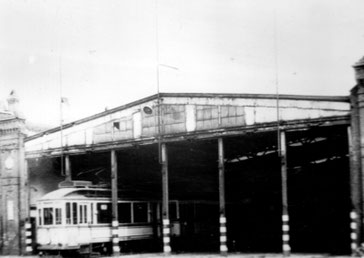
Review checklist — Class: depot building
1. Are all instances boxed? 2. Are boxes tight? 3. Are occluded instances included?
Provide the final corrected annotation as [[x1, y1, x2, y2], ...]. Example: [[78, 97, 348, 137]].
[[2, 57, 364, 255]]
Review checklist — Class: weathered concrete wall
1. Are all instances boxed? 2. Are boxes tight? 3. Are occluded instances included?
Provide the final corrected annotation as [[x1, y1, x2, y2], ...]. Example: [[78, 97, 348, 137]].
[[25, 93, 350, 156]]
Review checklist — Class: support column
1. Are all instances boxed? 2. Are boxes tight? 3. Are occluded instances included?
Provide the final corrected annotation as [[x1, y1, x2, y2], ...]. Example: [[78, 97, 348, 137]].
[[218, 138, 228, 255], [111, 150, 120, 255], [24, 159, 33, 255], [280, 131, 291, 256], [161, 143, 171, 254], [65, 155, 72, 181], [348, 125, 362, 253], [351, 56, 364, 250], [25, 219, 32, 254]]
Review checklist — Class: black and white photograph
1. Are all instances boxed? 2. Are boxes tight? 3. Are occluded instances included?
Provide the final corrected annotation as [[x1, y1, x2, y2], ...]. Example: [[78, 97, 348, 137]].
[[1, 0, 364, 257]]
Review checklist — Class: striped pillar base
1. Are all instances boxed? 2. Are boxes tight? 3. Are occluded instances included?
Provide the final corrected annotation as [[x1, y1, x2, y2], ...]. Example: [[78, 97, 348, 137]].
[[163, 219, 171, 253], [112, 220, 120, 255], [350, 211, 358, 254], [25, 220, 33, 254], [220, 216, 228, 255], [282, 214, 291, 256]]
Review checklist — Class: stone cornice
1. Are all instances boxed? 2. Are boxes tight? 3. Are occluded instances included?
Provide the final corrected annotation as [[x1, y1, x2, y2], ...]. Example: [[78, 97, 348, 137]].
[[0, 118, 26, 135]]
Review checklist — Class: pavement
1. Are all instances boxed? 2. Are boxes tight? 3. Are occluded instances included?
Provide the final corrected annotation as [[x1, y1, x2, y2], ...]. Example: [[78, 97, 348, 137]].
[[105, 254, 331, 258], [105, 254, 349, 258], [0, 253, 352, 258]]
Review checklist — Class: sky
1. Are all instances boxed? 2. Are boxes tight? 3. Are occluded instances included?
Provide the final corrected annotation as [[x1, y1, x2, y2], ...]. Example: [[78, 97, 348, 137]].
[[0, 0, 364, 126]]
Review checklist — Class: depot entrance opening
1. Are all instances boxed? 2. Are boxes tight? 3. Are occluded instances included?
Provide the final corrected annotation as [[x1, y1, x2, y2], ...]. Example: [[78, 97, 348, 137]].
[[28, 126, 351, 255], [223, 126, 350, 254], [287, 126, 351, 255]]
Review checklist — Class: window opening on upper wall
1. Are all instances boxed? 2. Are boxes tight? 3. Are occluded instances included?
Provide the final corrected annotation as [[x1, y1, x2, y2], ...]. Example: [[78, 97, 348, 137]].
[[113, 121, 120, 130]]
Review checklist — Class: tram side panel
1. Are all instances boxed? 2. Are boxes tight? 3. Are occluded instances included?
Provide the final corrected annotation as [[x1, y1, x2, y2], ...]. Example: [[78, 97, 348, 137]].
[[35, 188, 222, 254], [36, 193, 181, 254]]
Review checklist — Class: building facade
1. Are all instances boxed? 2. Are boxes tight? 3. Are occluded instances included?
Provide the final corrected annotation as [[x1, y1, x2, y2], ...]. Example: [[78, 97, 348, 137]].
[[0, 92, 28, 255]]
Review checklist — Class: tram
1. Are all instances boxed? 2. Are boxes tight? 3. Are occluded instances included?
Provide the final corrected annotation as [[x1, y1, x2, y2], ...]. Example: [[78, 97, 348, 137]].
[[35, 183, 181, 255]]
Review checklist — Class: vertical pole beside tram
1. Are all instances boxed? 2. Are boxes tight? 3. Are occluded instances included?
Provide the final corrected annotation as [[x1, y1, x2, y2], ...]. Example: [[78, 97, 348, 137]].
[[280, 131, 291, 256], [111, 150, 120, 255], [161, 143, 171, 254], [218, 138, 228, 255], [65, 155, 71, 181]]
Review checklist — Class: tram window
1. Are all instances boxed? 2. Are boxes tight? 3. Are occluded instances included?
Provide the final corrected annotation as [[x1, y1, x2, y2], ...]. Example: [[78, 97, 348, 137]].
[[79, 204, 87, 223], [169, 202, 177, 220], [38, 209, 42, 225], [55, 208, 62, 225], [118, 203, 131, 223], [91, 203, 94, 224], [133, 203, 148, 223], [79, 205, 83, 223], [72, 203, 78, 225], [97, 203, 111, 224], [84, 205, 87, 223], [44, 208, 53, 225], [66, 203, 71, 224]]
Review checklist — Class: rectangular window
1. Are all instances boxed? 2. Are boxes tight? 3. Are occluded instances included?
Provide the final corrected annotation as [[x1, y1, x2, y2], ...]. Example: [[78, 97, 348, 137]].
[[79, 205, 83, 223], [72, 203, 78, 225], [84, 205, 87, 223], [91, 203, 94, 224], [66, 203, 71, 224], [133, 202, 148, 223], [55, 208, 62, 225], [118, 203, 131, 223], [44, 208, 53, 225], [97, 203, 111, 224], [38, 209, 42, 225], [113, 121, 120, 130], [79, 204, 87, 224]]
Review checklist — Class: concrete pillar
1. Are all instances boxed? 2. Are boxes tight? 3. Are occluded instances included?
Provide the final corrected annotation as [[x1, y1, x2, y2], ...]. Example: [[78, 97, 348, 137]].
[[161, 143, 171, 254], [349, 56, 364, 251], [25, 219, 32, 254], [24, 159, 33, 255], [218, 138, 228, 255], [65, 155, 72, 181], [348, 126, 361, 253], [280, 131, 291, 256], [111, 150, 120, 255]]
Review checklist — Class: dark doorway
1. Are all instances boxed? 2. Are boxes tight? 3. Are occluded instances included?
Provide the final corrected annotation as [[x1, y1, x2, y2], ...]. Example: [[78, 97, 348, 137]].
[[287, 126, 351, 255], [224, 132, 282, 252]]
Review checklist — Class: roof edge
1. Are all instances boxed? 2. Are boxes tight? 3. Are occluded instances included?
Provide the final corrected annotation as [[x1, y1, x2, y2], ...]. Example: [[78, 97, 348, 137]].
[[25, 92, 350, 142], [160, 92, 349, 102]]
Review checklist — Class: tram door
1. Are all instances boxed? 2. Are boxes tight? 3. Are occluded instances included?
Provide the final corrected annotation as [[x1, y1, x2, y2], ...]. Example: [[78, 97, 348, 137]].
[[78, 203, 91, 244]]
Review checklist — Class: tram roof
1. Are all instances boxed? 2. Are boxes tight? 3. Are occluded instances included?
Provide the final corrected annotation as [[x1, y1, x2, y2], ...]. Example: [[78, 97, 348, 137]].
[[39, 187, 110, 201]]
